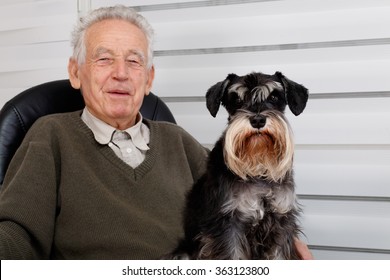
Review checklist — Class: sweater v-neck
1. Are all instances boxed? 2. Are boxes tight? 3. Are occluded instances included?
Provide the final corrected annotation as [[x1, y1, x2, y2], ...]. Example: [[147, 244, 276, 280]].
[[71, 112, 159, 181]]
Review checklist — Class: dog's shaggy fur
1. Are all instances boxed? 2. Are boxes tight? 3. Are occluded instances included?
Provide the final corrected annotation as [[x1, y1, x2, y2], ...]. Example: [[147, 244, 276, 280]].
[[164, 71, 308, 259]]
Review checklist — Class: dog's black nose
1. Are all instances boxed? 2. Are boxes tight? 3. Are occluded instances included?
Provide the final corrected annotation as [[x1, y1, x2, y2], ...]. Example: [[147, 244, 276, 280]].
[[250, 115, 267, 129]]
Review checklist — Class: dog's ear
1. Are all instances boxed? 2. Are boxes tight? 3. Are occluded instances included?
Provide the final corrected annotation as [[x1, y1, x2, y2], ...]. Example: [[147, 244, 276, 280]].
[[206, 73, 238, 117], [275, 71, 309, 116]]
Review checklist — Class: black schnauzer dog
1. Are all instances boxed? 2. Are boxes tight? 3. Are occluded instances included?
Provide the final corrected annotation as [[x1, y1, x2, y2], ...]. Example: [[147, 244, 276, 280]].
[[165, 71, 308, 259]]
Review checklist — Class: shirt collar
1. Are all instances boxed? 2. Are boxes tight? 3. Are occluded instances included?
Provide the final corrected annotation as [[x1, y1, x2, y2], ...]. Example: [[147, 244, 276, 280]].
[[81, 108, 150, 151]]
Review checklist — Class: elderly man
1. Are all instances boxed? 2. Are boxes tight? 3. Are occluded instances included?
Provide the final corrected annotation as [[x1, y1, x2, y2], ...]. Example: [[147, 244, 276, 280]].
[[0, 5, 311, 260]]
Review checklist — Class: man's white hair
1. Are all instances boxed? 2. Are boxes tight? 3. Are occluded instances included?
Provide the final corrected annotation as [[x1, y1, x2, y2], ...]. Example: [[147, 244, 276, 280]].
[[70, 5, 154, 69]]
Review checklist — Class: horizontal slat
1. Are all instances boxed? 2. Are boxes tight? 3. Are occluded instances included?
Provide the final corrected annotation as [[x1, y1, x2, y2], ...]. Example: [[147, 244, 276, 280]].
[[148, 6, 390, 50], [0, 68, 68, 108], [294, 147, 390, 197], [301, 199, 390, 219], [154, 44, 390, 66], [290, 115, 390, 145], [0, 1, 75, 31], [0, 0, 73, 18], [137, 0, 390, 18], [153, 59, 390, 97], [0, 88, 29, 108], [310, 249, 390, 260], [0, 42, 72, 73], [92, 0, 200, 8], [0, 14, 75, 33], [0, 24, 74, 46], [0, 0, 31, 5], [301, 213, 390, 250], [95, 0, 390, 13], [167, 97, 390, 145]]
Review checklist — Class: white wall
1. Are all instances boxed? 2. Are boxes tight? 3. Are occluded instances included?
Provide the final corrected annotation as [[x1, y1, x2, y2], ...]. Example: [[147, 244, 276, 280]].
[[0, 0, 389, 259]]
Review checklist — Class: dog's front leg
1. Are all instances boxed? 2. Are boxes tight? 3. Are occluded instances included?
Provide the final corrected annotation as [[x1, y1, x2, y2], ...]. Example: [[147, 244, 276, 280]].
[[196, 215, 251, 260]]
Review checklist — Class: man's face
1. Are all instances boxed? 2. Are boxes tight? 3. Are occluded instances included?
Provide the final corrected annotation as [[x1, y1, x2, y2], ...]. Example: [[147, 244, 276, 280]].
[[68, 19, 154, 129]]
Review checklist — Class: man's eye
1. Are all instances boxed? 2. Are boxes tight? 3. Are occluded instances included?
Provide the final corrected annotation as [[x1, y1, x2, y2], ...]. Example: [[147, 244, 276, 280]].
[[96, 57, 112, 65], [127, 59, 140, 64], [126, 58, 143, 68]]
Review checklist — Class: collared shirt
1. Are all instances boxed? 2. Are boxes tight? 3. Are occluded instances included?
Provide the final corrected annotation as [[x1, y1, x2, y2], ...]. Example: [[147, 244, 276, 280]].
[[81, 108, 150, 168]]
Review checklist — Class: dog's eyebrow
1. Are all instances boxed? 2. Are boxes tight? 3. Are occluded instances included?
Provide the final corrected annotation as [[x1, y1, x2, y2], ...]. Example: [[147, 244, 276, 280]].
[[252, 81, 282, 103], [229, 83, 247, 99]]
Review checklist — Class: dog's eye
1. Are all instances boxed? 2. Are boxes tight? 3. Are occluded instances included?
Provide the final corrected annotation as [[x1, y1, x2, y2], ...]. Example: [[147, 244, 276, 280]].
[[269, 95, 279, 103]]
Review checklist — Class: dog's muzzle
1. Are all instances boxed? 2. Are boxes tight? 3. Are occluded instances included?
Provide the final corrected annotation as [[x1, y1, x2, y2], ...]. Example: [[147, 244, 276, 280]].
[[223, 110, 294, 182]]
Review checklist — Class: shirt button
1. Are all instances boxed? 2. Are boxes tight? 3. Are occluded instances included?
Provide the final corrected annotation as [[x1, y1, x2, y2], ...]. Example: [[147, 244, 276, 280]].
[[126, 148, 132, 153]]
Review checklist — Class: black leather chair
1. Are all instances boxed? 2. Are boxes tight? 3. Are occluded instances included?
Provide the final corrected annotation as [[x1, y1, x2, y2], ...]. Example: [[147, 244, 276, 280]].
[[0, 79, 176, 185]]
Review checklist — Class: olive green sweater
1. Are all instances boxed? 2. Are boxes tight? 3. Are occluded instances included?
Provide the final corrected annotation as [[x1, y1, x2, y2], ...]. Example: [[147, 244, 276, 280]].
[[0, 111, 208, 259]]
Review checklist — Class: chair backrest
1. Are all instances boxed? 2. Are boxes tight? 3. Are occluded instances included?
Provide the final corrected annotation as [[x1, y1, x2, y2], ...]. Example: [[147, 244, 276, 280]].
[[0, 79, 176, 185]]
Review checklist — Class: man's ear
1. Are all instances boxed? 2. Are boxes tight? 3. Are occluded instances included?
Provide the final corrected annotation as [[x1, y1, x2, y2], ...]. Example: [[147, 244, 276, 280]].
[[145, 65, 155, 96], [68, 58, 81, 89]]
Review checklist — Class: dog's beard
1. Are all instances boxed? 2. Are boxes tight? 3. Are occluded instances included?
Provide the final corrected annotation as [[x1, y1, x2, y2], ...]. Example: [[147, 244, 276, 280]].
[[224, 110, 294, 182]]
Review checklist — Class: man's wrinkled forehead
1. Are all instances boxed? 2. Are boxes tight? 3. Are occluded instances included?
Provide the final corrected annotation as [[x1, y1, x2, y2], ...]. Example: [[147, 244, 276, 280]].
[[85, 20, 148, 60]]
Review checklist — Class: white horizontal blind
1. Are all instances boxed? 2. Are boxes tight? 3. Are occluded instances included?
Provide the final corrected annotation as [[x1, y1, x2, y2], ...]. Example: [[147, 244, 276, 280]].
[[0, 0, 389, 259], [0, 0, 77, 107]]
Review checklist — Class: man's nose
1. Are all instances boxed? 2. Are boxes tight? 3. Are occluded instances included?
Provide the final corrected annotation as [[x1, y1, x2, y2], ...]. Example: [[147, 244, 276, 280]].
[[112, 59, 129, 80]]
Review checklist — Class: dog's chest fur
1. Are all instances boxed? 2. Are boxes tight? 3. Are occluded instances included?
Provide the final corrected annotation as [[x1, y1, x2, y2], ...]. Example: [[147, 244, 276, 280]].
[[210, 178, 297, 260], [221, 182, 268, 223], [221, 180, 295, 222]]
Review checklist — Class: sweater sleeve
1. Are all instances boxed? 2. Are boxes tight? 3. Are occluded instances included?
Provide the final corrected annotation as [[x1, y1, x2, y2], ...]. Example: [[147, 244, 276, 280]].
[[0, 129, 59, 259]]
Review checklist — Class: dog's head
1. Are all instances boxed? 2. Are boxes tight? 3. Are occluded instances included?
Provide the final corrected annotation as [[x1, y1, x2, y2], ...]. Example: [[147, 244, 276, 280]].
[[206, 71, 308, 118], [206, 72, 309, 181]]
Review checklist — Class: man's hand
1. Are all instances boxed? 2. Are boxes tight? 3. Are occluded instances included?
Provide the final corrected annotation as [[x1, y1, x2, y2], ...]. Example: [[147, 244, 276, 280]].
[[295, 239, 314, 260]]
